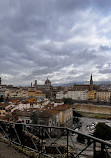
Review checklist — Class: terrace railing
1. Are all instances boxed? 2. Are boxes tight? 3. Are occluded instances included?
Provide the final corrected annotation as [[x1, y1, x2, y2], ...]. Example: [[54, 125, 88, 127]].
[[0, 121, 111, 158]]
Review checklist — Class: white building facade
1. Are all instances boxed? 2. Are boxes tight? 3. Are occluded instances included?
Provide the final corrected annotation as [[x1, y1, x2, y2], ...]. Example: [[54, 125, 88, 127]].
[[56, 90, 88, 100]]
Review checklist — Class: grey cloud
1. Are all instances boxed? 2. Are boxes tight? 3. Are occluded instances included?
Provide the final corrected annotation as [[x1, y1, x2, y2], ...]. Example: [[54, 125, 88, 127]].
[[99, 45, 111, 52], [99, 69, 111, 74], [0, 0, 111, 85]]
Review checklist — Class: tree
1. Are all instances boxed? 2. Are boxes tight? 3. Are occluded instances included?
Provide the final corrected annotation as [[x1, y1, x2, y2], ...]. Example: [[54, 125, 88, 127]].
[[109, 96, 111, 103], [62, 98, 74, 105], [30, 111, 38, 124], [73, 111, 82, 117], [94, 122, 111, 140], [93, 84, 99, 90], [0, 95, 4, 102]]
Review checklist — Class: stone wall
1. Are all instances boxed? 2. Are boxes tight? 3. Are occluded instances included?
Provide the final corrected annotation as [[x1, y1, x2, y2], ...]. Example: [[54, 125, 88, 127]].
[[73, 104, 111, 114]]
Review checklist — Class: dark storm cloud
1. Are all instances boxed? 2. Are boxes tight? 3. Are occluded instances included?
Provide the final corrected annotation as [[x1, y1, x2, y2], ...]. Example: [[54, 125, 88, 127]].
[[0, 0, 111, 85], [99, 69, 111, 74], [98, 62, 111, 74]]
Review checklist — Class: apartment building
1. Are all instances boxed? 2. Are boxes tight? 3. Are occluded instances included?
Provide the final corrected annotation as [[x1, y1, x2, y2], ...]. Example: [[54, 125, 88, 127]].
[[88, 90, 96, 100], [96, 91, 111, 102], [56, 90, 88, 100], [0, 103, 8, 119]]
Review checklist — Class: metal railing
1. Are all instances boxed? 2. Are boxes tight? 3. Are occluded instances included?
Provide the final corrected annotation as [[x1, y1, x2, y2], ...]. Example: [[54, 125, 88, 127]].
[[0, 121, 111, 158]]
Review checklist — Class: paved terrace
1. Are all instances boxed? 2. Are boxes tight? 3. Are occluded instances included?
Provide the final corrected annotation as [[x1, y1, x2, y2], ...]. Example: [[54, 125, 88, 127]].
[[0, 141, 28, 158]]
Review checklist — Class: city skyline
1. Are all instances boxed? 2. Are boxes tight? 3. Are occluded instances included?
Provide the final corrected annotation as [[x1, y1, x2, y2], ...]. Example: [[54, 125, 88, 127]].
[[0, 0, 111, 86]]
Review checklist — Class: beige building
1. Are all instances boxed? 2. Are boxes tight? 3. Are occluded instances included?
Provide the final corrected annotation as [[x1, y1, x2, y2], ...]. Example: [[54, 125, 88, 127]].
[[96, 91, 111, 102], [17, 104, 73, 128], [28, 90, 46, 99], [59, 106, 73, 127], [0, 86, 5, 97], [5, 88, 28, 98]]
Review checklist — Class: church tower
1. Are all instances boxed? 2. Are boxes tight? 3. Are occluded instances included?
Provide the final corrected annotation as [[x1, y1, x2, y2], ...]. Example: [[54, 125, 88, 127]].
[[0, 77, 1, 85], [34, 80, 37, 88], [90, 74, 93, 91]]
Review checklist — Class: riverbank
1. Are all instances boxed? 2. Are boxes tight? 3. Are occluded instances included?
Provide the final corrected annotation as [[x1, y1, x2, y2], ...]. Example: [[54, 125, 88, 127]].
[[78, 111, 111, 119], [73, 104, 111, 119]]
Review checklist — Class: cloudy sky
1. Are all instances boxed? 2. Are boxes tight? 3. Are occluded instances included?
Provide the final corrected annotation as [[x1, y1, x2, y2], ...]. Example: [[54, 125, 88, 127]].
[[0, 0, 111, 86]]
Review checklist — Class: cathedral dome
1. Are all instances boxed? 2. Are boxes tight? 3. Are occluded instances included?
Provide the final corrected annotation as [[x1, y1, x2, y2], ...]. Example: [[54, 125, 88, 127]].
[[45, 78, 51, 85]]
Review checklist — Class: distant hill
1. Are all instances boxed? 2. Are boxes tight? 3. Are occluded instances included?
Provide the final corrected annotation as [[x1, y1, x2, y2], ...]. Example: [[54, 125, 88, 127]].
[[53, 81, 111, 87]]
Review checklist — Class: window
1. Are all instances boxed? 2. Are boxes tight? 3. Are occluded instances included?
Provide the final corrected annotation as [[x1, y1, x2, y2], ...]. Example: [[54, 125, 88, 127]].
[[39, 122, 44, 125], [26, 120, 30, 124]]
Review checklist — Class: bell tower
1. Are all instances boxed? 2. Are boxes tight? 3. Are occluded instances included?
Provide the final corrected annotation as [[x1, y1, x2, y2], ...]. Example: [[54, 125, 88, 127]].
[[90, 74, 93, 91]]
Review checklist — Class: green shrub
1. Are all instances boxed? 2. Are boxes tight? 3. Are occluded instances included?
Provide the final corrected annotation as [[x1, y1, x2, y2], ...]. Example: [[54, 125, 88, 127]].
[[94, 122, 111, 140]]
